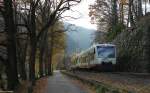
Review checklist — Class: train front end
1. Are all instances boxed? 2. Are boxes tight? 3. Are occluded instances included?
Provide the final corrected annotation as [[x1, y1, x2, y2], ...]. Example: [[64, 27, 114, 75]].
[[94, 44, 116, 71]]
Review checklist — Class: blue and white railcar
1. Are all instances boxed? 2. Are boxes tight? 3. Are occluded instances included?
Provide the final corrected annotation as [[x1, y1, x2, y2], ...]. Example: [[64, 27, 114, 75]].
[[93, 44, 116, 67], [72, 43, 117, 70]]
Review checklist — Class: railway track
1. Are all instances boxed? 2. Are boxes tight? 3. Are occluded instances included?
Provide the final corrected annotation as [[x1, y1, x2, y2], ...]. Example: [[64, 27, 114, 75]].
[[62, 70, 150, 93], [111, 72, 150, 78], [74, 69, 150, 78], [62, 71, 133, 93]]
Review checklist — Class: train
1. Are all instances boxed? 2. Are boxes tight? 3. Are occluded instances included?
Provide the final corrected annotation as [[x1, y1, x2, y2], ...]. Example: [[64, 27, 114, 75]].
[[70, 43, 117, 71]]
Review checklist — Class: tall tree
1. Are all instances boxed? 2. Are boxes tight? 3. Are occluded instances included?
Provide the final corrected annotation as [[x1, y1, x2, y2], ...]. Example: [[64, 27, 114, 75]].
[[3, 0, 19, 89], [111, 0, 118, 30], [137, 0, 143, 18]]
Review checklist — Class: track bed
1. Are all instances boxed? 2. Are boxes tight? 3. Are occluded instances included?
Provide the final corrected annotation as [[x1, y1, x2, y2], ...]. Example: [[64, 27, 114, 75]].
[[69, 70, 150, 93]]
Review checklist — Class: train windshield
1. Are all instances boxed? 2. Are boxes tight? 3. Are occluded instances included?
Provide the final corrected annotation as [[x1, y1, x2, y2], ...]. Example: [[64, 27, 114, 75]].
[[97, 46, 115, 58]]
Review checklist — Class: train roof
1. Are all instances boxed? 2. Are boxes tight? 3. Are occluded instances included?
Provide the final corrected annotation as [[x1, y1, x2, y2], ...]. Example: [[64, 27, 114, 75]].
[[94, 43, 116, 47], [77, 43, 116, 56]]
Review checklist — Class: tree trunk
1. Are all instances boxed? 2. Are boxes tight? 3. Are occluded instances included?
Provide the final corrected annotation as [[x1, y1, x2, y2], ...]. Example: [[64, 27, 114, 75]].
[[120, 3, 124, 24], [137, 0, 143, 18], [44, 45, 48, 75], [128, 0, 135, 28], [111, 0, 118, 28], [145, 0, 147, 14], [39, 36, 45, 77], [29, 2, 36, 84], [29, 39, 36, 83], [4, 0, 19, 90], [47, 32, 54, 75], [20, 42, 28, 80], [39, 29, 49, 77]]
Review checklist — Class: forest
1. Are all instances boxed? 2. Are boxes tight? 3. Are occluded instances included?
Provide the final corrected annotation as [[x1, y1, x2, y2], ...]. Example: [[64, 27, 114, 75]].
[[89, 0, 150, 72], [0, 0, 81, 92]]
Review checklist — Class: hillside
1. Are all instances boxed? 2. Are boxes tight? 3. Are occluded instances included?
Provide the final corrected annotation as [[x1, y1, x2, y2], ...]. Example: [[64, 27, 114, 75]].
[[65, 23, 96, 55]]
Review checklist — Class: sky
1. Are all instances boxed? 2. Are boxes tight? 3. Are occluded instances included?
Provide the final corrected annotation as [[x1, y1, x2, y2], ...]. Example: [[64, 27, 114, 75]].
[[62, 1, 150, 30], [62, 0, 97, 30]]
